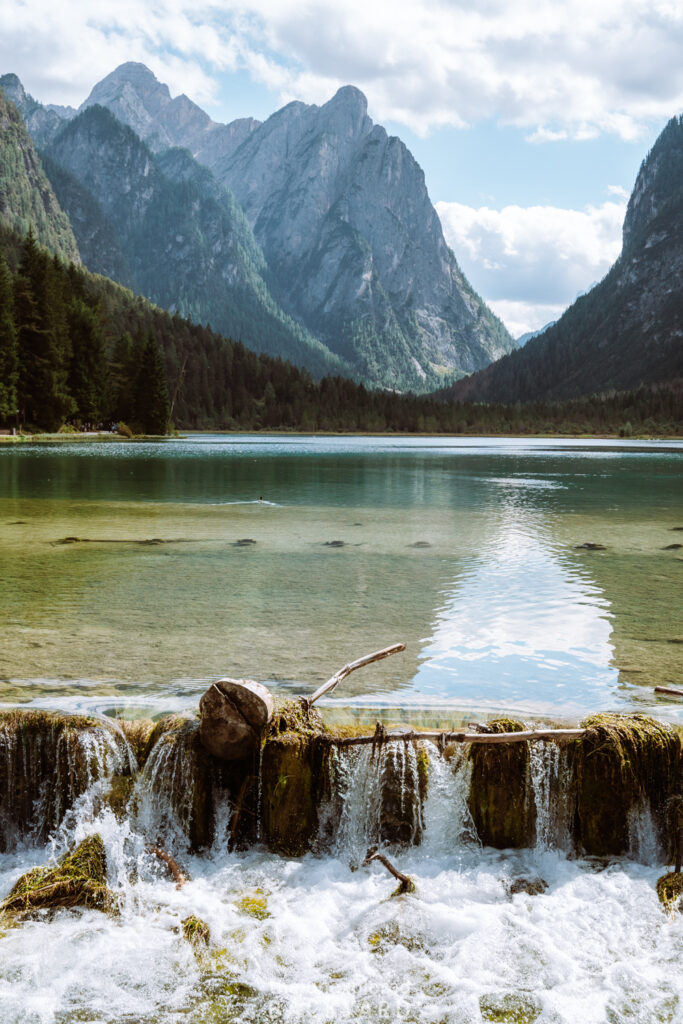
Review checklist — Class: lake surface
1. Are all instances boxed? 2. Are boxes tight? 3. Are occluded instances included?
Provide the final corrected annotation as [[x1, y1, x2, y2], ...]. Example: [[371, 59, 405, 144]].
[[1, 434, 681, 722]]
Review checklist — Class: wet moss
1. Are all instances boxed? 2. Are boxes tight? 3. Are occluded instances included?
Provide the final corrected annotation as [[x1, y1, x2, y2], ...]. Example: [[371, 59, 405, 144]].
[[378, 742, 426, 846], [572, 714, 681, 856], [416, 744, 430, 804], [236, 889, 270, 920], [268, 699, 324, 738], [144, 718, 216, 852], [468, 719, 536, 849], [656, 872, 683, 912], [479, 993, 541, 1023], [104, 775, 135, 820], [262, 734, 318, 856], [0, 834, 115, 916], [118, 718, 156, 768], [182, 914, 211, 947]]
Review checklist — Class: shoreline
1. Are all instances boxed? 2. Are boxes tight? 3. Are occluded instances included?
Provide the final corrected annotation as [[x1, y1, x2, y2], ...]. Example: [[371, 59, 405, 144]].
[[1, 429, 681, 443]]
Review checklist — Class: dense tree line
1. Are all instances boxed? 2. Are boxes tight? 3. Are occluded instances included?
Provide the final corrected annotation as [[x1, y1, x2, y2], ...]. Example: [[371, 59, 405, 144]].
[[0, 225, 681, 437]]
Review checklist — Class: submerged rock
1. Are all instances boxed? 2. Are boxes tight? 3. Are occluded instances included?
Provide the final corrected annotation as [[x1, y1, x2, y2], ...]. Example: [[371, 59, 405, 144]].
[[323, 540, 345, 547], [0, 834, 115, 916], [508, 877, 548, 897], [575, 542, 606, 550]]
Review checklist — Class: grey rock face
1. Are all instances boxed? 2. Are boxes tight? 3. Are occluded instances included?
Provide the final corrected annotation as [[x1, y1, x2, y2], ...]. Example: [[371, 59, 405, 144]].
[[46, 105, 346, 376], [76, 64, 515, 390], [212, 86, 515, 389], [0, 73, 70, 146], [80, 62, 259, 166]]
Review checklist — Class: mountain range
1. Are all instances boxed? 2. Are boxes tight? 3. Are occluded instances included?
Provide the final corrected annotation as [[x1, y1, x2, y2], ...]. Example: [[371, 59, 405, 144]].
[[0, 64, 515, 391]]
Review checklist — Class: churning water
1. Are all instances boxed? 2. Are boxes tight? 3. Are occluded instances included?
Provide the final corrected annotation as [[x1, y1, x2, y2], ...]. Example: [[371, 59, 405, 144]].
[[0, 733, 680, 1024]]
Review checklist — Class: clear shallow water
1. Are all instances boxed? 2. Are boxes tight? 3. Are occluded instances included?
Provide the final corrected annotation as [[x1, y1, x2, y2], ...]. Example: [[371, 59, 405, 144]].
[[0, 434, 681, 722]]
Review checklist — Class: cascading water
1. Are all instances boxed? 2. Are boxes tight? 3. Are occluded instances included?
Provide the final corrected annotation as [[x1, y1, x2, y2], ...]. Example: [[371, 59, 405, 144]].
[[0, 713, 133, 851], [0, 718, 680, 1024]]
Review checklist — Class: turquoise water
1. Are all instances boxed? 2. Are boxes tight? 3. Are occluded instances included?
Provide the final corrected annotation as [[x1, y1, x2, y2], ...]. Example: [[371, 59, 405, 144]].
[[0, 434, 681, 722]]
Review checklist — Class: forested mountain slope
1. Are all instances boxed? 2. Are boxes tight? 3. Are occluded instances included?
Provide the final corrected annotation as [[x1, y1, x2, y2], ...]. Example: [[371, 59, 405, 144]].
[[447, 116, 683, 402]]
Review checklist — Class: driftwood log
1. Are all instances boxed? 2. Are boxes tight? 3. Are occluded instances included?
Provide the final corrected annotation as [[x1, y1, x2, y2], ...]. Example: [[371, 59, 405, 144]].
[[330, 724, 586, 747], [149, 845, 188, 888], [307, 643, 406, 706], [199, 678, 274, 760], [655, 686, 683, 698], [363, 850, 416, 894]]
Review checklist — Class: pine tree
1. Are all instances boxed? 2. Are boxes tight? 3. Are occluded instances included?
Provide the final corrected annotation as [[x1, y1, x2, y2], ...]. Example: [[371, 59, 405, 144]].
[[0, 252, 18, 424], [133, 334, 170, 434], [68, 298, 107, 424], [15, 230, 75, 430]]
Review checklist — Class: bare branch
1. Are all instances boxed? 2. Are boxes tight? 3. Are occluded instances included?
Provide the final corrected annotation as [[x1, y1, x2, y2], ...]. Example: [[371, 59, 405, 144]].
[[307, 643, 406, 707]]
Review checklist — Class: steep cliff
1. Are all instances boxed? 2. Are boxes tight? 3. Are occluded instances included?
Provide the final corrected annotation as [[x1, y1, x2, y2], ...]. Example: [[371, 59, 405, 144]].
[[0, 88, 79, 262]]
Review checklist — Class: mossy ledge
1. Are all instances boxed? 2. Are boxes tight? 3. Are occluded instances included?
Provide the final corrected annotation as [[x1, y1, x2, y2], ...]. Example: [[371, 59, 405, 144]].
[[0, 708, 679, 860], [0, 834, 115, 916]]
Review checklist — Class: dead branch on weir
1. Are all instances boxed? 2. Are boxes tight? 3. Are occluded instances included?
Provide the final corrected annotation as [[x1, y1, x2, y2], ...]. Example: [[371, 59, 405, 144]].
[[149, 845, 188, 889], [306, 643, 406, 707], [330, 723, 586, 748], [363, 849, 416, 895], [655, 686, 683, 698]]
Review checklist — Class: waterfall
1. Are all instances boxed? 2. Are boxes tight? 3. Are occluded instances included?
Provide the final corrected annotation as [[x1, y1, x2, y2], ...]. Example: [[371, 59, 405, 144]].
[[528, 738, 573, 852], [420, 743, 479, 856], [627, 799, 661, 865], [0, 712, 132, 851]]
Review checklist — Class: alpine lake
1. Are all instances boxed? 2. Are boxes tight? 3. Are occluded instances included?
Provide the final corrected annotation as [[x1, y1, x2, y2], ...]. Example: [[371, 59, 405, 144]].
[[0, 434, 682, 1024], [1, 433, 681, 725]]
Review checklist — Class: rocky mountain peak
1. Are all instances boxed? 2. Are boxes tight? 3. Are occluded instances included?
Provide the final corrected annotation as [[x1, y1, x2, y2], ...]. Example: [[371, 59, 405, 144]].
[[321, 85, 369, 136], [622, 114, 683, 252], [81, 63, 173, 144], [0, 73, 25, 105]]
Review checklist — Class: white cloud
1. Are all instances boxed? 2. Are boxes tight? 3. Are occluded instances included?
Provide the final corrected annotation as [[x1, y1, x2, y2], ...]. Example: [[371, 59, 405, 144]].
[[436, 196, 627, 336], [1, 0, 683, 139]]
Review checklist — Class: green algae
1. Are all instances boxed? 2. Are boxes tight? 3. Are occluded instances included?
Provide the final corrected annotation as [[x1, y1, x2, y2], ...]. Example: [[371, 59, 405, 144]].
[[573, 713, 681, 856], [468, 719, 535, 849], [182, 914, 211, 947], [479, 993, 542, 1023], [0, 834, 115, 916], [236, 889, 270, 920], [118, 718, 156, 767]]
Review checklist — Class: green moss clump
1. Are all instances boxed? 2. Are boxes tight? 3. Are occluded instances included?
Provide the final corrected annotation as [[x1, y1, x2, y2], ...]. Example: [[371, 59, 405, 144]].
[[573, 714, 681, 856], [479, 993, 541, 1023], [236, 889, 270, 920], [656, 872, 683, 912], [416, 744, 430, 804], [390, 877, 416, 897], [182, 914, 211, 946], [118, 718, 156, 768], [0, 834, 115, 916], [468, 719, 535, 849], [104, 775, 134, 820], [268, 699, 324, 738]]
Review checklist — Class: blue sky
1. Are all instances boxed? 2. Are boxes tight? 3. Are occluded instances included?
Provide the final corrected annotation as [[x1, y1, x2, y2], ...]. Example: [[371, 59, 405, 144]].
[[2, 0, 681, 336]]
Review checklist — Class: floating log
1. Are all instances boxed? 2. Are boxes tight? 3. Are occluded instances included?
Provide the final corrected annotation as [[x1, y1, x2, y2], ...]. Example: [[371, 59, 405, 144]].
[[199, 677, 274, 760], [306, 643, 406, 707], [330, 726, 586, 747], [655, 686, 683, 698]]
